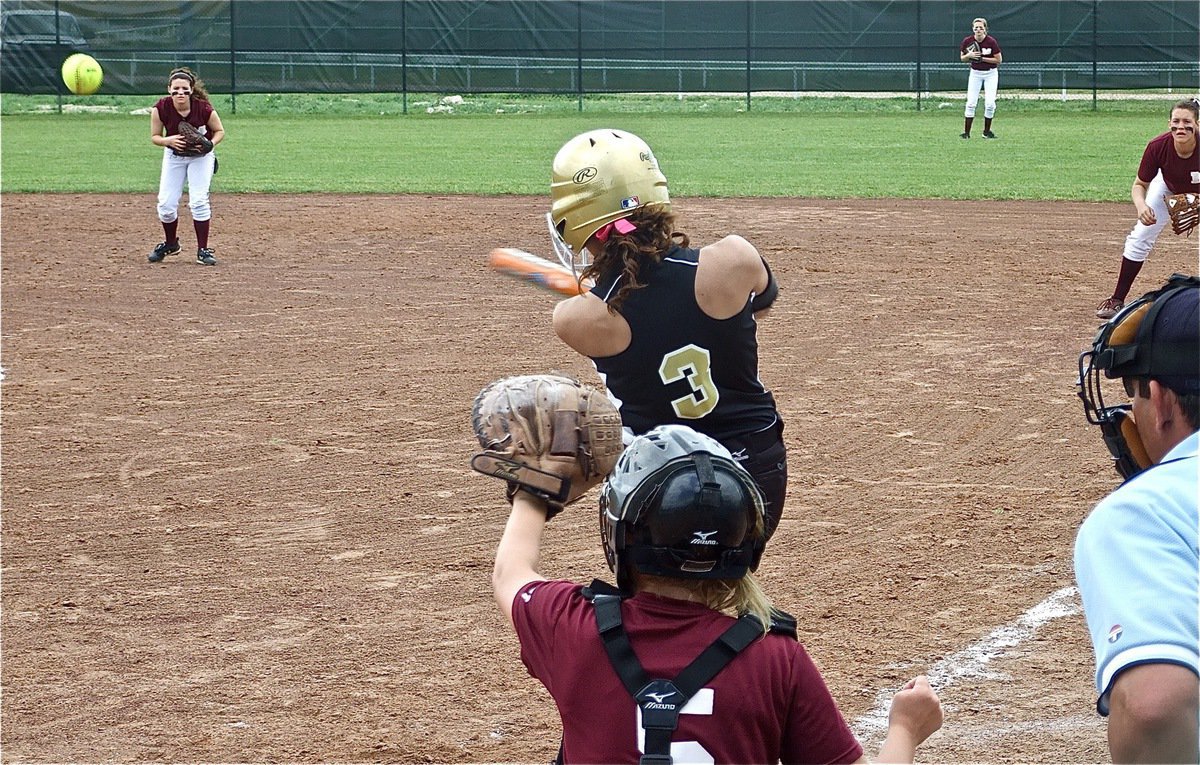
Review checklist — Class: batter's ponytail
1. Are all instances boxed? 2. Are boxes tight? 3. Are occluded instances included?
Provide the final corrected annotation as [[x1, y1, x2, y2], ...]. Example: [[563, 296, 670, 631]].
[[582, 207, 689, 312]]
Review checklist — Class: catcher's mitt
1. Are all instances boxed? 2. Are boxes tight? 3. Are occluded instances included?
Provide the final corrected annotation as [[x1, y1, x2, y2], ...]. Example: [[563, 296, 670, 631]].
[[173, 120, 214, 157], [1165, 193, 1200, 236], [471, 373, 624, 518]]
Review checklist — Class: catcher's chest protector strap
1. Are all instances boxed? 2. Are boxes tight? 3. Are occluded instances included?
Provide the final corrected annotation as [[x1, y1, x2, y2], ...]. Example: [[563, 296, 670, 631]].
[[582, 580, 778, 765]]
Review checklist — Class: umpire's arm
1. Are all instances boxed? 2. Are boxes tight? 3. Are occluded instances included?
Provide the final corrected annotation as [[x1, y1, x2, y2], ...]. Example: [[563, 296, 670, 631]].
[[493, 493, 550, 628]]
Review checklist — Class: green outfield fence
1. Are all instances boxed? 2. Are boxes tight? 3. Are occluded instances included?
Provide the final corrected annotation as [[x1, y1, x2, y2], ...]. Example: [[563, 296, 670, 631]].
[[2, 0, 1197, 112]]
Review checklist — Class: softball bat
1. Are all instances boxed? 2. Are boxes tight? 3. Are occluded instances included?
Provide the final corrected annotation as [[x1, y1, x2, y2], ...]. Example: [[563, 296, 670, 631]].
[[488, 247, 593, 297]]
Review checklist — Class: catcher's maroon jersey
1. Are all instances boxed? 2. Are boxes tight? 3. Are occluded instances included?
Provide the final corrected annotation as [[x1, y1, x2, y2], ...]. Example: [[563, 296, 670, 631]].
[[154, 96, 214, 136], [513, 579, 863, 765], [960, 34, 1000, 70], [588, 245, 779, 441], [1138, 131, 1200, 195]]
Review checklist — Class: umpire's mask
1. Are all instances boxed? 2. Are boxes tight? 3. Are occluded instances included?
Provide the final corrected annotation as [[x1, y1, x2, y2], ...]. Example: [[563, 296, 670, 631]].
[[1078, 273, 1200, 479]]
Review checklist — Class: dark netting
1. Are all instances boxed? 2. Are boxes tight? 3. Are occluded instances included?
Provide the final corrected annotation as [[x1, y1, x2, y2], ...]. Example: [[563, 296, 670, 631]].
[[2, 0, 1196, 96]]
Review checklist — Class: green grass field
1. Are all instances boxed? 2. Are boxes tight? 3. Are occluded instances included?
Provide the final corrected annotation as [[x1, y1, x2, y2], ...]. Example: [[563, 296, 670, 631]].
[[0, 92, 1176, 199]]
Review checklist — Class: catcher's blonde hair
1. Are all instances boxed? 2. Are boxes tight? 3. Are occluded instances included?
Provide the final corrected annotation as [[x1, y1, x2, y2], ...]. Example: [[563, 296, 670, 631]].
[[631, 508, 775, 635], [635, 572, 777, 636]]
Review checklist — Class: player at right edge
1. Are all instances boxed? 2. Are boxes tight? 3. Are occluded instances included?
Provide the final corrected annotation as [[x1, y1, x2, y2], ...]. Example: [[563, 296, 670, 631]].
[[1076, 274, 1199, 762]]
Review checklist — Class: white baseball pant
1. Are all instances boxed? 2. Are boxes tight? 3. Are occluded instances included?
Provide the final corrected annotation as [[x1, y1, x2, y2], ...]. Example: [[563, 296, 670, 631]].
[[1122, 171, 1171, 262], [964, 68, 999, 119], [157, 149, 216, 223]]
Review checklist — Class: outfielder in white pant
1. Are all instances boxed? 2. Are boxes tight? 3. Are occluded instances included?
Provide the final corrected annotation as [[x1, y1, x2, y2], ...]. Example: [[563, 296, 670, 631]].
[[148, 66, 226, 266], [965, 69, 998, 121], [959, 18, 1002, 138]]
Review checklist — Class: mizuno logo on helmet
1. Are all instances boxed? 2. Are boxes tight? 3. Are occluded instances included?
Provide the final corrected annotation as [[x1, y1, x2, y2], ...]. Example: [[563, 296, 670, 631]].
[[646, 691, 675, 703], [691, 530, 719, 545], [573, 167, 597, 184]]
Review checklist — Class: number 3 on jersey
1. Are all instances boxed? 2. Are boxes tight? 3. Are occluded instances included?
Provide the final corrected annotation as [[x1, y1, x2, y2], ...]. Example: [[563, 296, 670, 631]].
[[659, 344, 719, 419]]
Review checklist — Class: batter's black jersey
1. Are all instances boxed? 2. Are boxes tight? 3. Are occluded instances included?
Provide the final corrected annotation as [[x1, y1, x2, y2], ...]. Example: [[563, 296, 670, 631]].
[[590, 245, 778, 441]]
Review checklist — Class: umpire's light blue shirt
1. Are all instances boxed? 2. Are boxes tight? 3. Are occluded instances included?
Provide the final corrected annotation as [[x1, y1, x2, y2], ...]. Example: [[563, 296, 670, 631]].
[[1074, 430, 1199, 715]]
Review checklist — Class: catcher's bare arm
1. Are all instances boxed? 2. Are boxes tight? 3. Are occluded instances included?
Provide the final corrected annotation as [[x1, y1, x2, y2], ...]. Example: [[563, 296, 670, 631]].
[[492, 492, 551, 628]]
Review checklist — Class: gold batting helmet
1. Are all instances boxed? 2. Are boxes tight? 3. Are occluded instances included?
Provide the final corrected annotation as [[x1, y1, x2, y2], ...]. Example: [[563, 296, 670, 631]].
[[549, 129, 671, 257]]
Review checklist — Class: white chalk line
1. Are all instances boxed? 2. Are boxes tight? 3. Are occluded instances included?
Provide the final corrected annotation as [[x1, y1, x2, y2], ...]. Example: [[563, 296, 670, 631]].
[[852, 585, 1082, 742]]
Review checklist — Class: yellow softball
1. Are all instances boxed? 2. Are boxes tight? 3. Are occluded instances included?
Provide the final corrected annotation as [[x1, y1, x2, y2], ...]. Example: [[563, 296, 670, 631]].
[[61, 53, 103, 96]]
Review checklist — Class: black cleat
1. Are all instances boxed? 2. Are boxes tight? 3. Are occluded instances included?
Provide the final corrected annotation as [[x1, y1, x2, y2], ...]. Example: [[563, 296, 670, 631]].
[[149, 240, 181, 263], [196, 247, 217, 266], [960, 132, 970, 139], [983, 130, 997, 139]]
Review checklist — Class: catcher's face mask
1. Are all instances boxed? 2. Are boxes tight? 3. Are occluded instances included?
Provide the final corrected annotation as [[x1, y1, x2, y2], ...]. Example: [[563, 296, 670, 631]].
[[1078, 273, 1200, 479], [548, 128, 670, 273]]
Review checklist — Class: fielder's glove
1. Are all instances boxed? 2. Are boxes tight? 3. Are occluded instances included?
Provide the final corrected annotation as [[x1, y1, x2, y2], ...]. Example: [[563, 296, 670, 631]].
[[470, 373, 623, 519], [173, 120, 214, 157], [964, 41, 981, 59], [1165, 193, 1200, 236]]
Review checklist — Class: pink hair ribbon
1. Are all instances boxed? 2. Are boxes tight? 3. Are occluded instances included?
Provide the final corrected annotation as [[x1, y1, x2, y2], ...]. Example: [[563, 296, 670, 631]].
[[593, 218, 637, 242]]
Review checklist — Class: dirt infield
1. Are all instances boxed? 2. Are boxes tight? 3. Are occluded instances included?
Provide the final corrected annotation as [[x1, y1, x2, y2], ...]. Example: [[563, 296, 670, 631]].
[[3, 193, 1197, 763]]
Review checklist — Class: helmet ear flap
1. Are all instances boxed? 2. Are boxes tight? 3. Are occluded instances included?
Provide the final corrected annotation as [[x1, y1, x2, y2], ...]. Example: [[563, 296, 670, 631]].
[[1117, 409, 1152, 472], [600, 486, 633, 591], [1109, 301, 1151, 346]]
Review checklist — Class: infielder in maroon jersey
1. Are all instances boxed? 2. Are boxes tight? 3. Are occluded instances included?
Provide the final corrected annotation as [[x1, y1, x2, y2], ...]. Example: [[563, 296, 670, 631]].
[[149, 67, 225, 266], [549, 129, 788, 542], [493, 424, 943, 764], [959, 18, 1002, 139], [1096, 98, 1200, 319]]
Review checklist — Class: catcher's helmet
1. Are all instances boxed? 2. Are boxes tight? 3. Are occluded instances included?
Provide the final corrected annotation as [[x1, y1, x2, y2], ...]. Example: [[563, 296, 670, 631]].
[[600, 424, 765, 593], [548, 129, 671, 268], [1078, 273, 1200, 479]]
